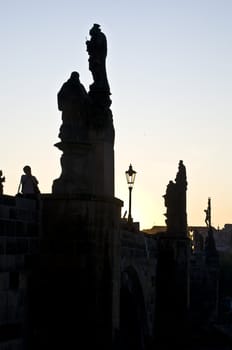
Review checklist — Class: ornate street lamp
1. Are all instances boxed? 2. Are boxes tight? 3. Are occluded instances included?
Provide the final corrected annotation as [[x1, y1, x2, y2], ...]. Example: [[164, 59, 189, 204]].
[[125, 164, 137, 223]]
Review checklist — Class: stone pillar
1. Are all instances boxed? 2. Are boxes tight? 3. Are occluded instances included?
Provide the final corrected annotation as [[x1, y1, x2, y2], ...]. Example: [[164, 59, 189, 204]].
[[27, 194, 122, 349], [155, 236, 191, 344]]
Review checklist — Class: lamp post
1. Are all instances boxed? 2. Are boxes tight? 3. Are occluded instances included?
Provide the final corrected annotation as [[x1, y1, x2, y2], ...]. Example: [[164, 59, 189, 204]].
[[125, 164, 136, 224]]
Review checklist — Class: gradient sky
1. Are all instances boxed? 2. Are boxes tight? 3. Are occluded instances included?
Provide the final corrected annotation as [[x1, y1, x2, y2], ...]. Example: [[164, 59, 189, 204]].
[[1, 0, 232, 230]]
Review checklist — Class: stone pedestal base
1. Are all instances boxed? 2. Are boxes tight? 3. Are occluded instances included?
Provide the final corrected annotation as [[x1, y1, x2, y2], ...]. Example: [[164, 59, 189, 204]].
[[52, 137, 114, 197], [28, 194, 122, 349]]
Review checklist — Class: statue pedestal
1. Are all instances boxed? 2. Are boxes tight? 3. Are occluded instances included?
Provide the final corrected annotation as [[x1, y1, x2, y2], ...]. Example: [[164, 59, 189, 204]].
[[52, 129, 114, 197]]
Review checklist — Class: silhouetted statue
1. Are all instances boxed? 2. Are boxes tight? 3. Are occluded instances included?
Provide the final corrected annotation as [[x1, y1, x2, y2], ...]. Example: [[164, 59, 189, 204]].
[[163, 160, 188, 236], [0, 170, 5, 195], [175, 160, 187, 191], [57, 71, 89, 142], [204, 198, 211, 228], [58, 72, 88, 112], [86, 23, 110, 92], [86, 24, 112, 113], [204, 198, 218, 256], [163, 180, 176, 212]]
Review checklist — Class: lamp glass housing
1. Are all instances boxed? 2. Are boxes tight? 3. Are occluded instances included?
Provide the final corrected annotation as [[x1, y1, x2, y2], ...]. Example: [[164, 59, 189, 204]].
[[125, 164, 136, 187]]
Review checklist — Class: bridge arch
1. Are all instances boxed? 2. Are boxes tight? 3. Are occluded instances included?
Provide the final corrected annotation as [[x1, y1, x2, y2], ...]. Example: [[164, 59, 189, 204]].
[[119, 266, 148, 350]]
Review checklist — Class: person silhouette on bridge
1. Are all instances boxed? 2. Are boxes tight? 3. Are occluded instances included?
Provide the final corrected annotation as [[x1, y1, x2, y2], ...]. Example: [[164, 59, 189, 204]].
[[17, 165, 40, 198]]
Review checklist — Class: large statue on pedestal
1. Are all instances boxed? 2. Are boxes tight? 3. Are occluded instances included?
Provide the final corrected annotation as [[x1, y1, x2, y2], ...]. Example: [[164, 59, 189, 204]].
[[163, 160, 188, 236], [52, 24, 115, 196]]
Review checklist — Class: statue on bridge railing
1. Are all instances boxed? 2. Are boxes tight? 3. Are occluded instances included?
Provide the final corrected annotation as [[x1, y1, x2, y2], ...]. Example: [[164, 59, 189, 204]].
[[163, 160, 188, 236], [52, 24, 115, 195]]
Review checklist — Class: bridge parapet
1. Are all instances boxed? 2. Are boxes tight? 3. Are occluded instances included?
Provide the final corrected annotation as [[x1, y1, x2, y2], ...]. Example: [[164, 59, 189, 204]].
[[0, 195, 39, 350]]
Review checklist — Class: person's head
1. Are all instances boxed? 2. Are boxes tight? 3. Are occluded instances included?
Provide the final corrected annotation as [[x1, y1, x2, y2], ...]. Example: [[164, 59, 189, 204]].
[[23, 165, 31, 175]]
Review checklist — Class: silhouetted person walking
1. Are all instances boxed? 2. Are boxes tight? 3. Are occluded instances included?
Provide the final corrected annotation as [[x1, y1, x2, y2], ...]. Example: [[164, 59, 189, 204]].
[[18, 165, 40, 198]]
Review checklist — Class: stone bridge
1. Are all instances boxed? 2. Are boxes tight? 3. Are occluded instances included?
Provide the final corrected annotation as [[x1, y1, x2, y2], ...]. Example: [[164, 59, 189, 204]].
[[0, 194, 158, 350]]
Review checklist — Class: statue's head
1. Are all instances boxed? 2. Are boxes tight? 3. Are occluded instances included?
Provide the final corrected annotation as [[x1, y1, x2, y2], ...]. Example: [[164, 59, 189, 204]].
[[90, 23, 101, 36], [70, 71, 80, 81]]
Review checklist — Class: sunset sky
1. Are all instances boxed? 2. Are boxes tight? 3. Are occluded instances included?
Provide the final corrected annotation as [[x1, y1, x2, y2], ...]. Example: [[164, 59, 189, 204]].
[[1, 0, 232, 229]]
